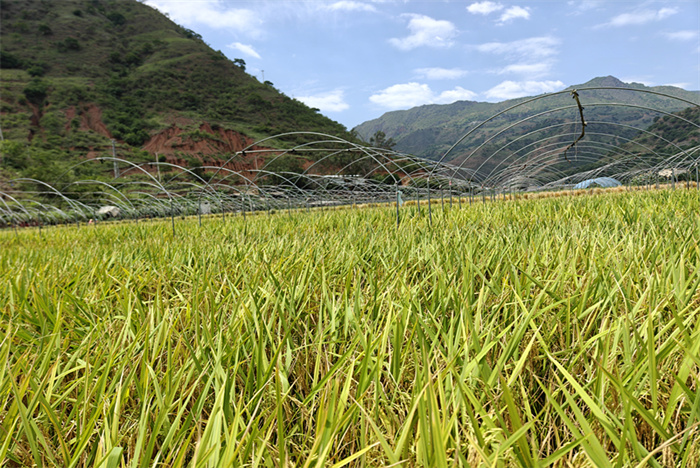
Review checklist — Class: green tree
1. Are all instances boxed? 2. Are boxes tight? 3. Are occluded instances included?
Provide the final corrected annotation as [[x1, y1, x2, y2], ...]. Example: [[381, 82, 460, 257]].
[[61, 37, 81, 51], [38, 23, 53, 35], [369, 131, 396, 150], [233, 58, 246, 71], [107, 12, 126, 26], [0, 141, 28, 170], [23, 79, 49, 106], [0, 51, 23, 69]]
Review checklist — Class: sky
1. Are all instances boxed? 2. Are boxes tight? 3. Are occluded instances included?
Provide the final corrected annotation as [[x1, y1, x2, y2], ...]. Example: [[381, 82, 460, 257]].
[[141, 0, 700, 130]]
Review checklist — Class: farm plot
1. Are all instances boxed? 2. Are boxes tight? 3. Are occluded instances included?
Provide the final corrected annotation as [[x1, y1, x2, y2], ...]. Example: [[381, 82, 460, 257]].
[[1, 189, 699, 467]]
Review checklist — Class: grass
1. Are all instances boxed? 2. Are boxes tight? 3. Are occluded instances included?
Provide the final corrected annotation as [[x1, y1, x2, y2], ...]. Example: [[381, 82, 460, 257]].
[[1, 188, 699, 467]]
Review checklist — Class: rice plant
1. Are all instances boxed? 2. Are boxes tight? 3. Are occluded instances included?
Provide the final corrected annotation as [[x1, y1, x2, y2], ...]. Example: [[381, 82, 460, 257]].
[[1, 188, 699, 467]]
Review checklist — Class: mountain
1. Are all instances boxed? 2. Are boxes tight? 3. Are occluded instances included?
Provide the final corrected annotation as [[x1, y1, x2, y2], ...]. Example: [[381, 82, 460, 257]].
[[608, 105, 700, 164], [633, 106, 700, 151], [353, 76, 700, 171], [0, 0, 354, 183]]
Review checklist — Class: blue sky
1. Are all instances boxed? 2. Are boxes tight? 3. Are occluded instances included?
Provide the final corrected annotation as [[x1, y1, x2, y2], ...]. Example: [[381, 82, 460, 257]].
[[141, 0, 700, 130]]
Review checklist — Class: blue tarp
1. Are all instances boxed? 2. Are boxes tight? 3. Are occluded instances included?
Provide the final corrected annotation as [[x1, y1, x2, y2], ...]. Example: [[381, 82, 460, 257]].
[[573, 177, 622, 189]]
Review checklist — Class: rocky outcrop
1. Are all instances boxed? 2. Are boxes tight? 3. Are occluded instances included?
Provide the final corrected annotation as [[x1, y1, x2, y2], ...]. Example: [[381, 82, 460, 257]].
[[142, 123, 261, 155], [142, 123, 274, 171], [64, 104, 113, 138]]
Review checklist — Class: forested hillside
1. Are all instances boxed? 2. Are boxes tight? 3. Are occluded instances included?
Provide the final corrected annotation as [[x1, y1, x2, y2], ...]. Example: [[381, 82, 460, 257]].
[[0, 0, 354, 184]]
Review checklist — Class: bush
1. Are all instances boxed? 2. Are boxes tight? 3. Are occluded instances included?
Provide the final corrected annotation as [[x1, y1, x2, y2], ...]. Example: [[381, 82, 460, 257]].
[[0, 51, 23, 69], [123, 51, 142, 67], [38, 23, 52, 35], [63, 86, 88, 105], [59, 37, 81, 51], [124, 129, 150, 146], [0, 141, 28, 170], [39, 112, 66, 135], [179, 27, 202, 40], [12, 21, 29, 33], [107, 12, 126, 26], [27, 64, 47, 77], [23, 79, 48, 105]]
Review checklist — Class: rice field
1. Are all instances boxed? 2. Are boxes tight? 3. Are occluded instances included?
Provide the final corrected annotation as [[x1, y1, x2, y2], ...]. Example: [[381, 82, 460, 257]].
[[1, 188, 699, 467]]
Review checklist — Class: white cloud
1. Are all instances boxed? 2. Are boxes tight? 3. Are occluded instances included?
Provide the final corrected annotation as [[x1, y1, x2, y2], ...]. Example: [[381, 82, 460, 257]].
[[663, 30, 699, 41], [436, 86, 478, 103], [484, 80, 565, 100], [143, 0, 264, 37], [567, 1, 602, 15], [227, 42, 261, 59], [369, 82, 476, 109], [370, 83, 433, 108], [601, 7, 678, 27], [389, 14, 457, 50], [658, 7, 678, 19], [297, 90, 349, 112], [663, 83, 690, 89], [476, 37, 559, 80], [498, 62, 551, 78], [325, 1, 377, 13], [476, 36, 560, 60], [498, 6, 530, 23], [467, 2, 530, 24], [466, 1, 503, 15], [620, 77, 655, 86], [414, 67, 469, 80]]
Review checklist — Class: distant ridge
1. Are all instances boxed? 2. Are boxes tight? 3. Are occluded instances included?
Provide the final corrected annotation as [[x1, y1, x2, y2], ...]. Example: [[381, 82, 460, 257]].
[[353, 76, 700, 163]]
